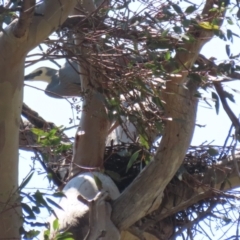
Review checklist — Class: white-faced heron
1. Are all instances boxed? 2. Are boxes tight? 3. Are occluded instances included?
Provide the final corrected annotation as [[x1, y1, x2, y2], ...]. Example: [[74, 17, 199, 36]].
[[24, 61, 82, 98]]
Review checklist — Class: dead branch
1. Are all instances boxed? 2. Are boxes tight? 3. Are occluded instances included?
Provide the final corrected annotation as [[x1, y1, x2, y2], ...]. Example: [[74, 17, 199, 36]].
[[22, 102, 54, 129]]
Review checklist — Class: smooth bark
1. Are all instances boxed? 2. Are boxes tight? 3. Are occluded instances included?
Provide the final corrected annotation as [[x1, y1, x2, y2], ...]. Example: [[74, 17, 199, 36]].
[[0, 0, 76, 237], [71, 0, 110, 171]]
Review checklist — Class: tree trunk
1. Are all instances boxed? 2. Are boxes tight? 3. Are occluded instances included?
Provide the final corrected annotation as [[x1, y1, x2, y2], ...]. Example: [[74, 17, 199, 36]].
[[0, 0, 76, 238], [0, 33, 25, 237]]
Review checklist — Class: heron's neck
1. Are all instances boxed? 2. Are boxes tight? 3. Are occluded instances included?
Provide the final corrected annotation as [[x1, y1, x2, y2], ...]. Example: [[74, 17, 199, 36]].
[[33, 75, 52, 84]]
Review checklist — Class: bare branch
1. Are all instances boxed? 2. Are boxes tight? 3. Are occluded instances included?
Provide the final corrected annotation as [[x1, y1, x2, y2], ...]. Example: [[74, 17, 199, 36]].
[[22, 102, 54, 129]]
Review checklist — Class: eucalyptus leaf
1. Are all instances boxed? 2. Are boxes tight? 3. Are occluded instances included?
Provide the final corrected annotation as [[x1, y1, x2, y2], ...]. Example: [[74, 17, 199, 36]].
[[126, 150, 141, 173], [212, 92, 220, 115]]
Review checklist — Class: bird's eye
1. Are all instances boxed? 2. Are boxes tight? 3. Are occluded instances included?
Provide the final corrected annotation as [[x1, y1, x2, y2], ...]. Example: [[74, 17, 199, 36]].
[[37, 70, 43, 75]]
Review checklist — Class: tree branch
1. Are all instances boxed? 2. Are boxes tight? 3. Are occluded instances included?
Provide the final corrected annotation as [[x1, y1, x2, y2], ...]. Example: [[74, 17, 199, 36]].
[[83, 190, 120, 240], [70, 1, 111, 172], [111, 0, 226, 230], [22, 102, 54, 129], [20, 0, 77, 51], [19, 103, 240, 236], [157, 158, 240, 221], [13, 0, 36, 38]]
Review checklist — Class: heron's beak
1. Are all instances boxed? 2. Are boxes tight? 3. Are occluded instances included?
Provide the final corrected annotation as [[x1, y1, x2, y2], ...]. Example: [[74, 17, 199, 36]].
[[24, 71, 52, 84], [24, 72, 38, 81]]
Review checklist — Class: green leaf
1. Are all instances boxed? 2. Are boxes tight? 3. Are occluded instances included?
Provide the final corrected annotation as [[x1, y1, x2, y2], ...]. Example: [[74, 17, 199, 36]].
[[126, 150, 141, 173], [230, 87, 240, 94], [136, 78, 152, 93], [53, 219, 59, 231], [209, 7, 218, 12], [57, 236, 74, 240], [147, 39, 171, 50], [21, 203, 35, 219], [226, 17, 234, 25], [93, 175, 103, 190], [105, 170, 121, 182], [164, 51, 171, 60], [185, 5, 196, 14], [31, 128, 47, 137], [162, 29, 169, 37], [19, 226, 26, 235], [231, 31, 240, 38], [237, 8, 240, 19], [44, 229, 50, 240], [52, 192, 66, 198], [152, 96, 164, 108], [224, 91, 235, 103], [182, 19, 191, 28], [46, 197, 63, 211], [212, 92, 220, 114], [32, 205, 40, 214], [188, 73, 202, 83], [154, 122, 163, 134], [225, 44, 231, 57], [49, 135, 61, 145], [215, 30, 227, 41], [24, 230, 40, 238], [139, 134, 149, 149], [172, 4, 183, 14], [56, 231, 74, 240], [144, 153, 151, 165], [227, 29, 233, 42], [19, 171, 34, 191], [198, 21, 219, 30], [194, 93, 202, 98], [56, 142, 72, 153], [173, 26, 182, 34], [33, 190, 48, 207], [207, 147, 219, 156], [48, 128, 58, 137]]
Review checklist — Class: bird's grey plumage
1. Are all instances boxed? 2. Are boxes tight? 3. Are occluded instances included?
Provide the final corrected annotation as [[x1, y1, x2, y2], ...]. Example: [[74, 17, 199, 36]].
[[24, 61, 82, 98]]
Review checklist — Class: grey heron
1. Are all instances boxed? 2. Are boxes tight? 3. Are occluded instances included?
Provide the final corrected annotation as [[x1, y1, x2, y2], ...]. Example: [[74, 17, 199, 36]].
[[24, 61, 82, 98]]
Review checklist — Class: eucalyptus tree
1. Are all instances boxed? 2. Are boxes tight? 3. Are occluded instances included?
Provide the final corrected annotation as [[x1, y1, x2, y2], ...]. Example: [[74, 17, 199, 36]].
[[1, 0, 240, 239]]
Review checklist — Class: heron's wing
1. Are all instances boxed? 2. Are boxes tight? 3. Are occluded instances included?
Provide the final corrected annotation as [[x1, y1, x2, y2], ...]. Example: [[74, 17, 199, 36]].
[[59, 61, 81, 85], [45, 62, 82, 98], [44, 73, 63, 98]]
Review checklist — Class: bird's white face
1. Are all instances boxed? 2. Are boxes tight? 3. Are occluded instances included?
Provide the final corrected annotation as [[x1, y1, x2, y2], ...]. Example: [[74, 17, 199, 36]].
[[24, 67, 56, 84]]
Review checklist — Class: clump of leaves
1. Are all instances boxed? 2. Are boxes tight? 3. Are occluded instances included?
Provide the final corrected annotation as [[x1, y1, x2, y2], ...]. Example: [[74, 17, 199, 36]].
[[31, 127, 72, 153], [44, 219, 74, 240]]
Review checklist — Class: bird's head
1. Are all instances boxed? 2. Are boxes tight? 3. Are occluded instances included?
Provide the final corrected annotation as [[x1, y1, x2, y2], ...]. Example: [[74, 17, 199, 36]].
[[24, 67, 57, 84]]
